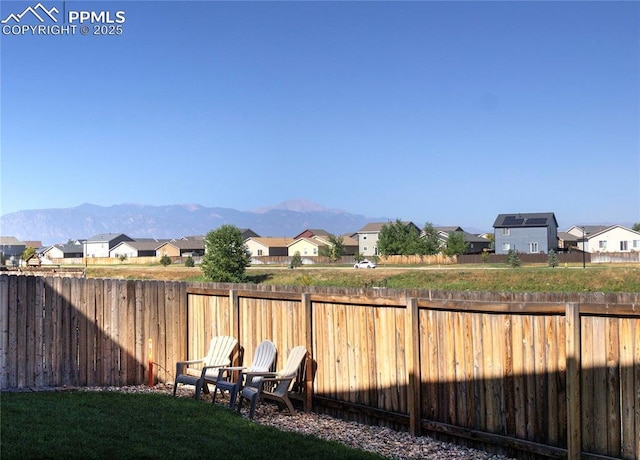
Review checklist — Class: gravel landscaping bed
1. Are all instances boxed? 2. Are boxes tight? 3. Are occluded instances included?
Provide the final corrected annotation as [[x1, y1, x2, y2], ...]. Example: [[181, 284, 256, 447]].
[[80, 384, 514, 460]]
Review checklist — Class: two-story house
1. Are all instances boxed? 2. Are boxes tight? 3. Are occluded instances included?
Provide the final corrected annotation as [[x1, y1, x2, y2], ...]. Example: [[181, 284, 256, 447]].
[[357, 221, 422, 257], [567, 225, 640, 253], [0, 236, 26, 264], [493, 213, 558, 255], [84, 233, 134, 258]]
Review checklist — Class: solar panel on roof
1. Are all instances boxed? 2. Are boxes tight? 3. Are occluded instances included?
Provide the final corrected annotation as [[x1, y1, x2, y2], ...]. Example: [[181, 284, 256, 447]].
[[526, 218, 547, 225], [503, 216, 524, 225]]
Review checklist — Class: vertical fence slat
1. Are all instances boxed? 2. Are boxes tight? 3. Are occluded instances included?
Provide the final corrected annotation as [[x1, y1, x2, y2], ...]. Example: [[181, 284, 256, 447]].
[[605, 317, 621, 457], [75, 277, 88, 386], [512, 314, 526, 440], [406, 298, 420, 435], [566, 302, 581, 460], [5, 276, 18, 388], [0, 275, 9, 388], [17, 276, 27, 387], [86, 278, 98, 387], [302, 293, 313, 412], [134, 280, 144, 385]]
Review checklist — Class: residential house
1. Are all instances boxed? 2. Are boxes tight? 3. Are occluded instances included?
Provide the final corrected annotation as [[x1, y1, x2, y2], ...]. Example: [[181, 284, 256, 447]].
[[357, 221, 422, 257], [568, 225, 640, 253], [156, 238, 205, 257], [340, 233, 359, 256], [0, 236, 26, 263], [84, 233, 134, 258], [435, 227, 491, 255], [42, 242, 84, 260], [110, 239, 169, 258], [565, 225, 608, 239], [493, 213, 558, 255], [244, 237, 294, 257], [287, 237, 327, 257], [557, 232, 579, 251]]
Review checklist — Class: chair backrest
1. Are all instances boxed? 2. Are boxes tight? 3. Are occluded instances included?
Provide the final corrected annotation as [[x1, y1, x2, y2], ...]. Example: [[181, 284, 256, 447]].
[[267, 345, 307, 396], [279, 346, 307, 379], [247, 340, 277, 372], [204, 336, 238, 367]]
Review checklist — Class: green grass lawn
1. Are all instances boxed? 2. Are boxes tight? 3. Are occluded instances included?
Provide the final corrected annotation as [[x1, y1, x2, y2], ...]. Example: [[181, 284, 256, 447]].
[[1, 391, 384, 460]]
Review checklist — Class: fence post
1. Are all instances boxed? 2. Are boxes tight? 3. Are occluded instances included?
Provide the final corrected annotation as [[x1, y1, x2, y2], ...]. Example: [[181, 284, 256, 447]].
[[406, 297, 421, 436], [565, 302, 581, 459], [302, 293, 314, 412], [229, 289, 239, 348]]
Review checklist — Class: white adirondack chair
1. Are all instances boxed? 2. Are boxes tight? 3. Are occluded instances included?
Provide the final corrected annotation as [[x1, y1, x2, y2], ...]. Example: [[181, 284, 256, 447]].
[[173, 335, 238, 399], [212, 340, 277, 409], [237, 345, 307, 419]]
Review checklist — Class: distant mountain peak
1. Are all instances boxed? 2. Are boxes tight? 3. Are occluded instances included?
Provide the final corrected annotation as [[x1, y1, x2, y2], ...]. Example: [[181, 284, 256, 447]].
[[252, 199, 339, 214]]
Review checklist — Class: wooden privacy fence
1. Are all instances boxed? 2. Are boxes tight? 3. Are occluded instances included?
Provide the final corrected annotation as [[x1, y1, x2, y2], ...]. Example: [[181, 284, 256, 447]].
[[1, 274, 638, 460], [0, 276, 186, 388]]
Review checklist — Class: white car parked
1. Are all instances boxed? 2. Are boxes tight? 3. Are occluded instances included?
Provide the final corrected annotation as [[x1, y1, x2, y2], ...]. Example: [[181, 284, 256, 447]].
[[354, 259, 376, 269]]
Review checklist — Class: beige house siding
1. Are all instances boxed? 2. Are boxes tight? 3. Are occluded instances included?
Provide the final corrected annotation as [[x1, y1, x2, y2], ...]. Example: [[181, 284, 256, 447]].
[[245, 237, 294, 257], [288, 238, 324, 257], [156, 243, 181, 257]]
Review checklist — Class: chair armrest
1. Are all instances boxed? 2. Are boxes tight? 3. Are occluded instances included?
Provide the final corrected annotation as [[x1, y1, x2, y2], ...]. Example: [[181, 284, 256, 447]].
[[175, 359, 205, 376], [217, 366, 246, 371], [261, 376, 290, 383], [243, 371, 278, 379]]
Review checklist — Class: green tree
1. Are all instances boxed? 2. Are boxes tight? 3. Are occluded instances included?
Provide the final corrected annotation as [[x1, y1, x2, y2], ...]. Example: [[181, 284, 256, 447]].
[[159, 254, 171, 267], [201, 225, 251, 282], [318, 234, 345, 262], [290, 251, 302, 269], [480, 251, 489, 264], [22, 246, 36, 261], [548, 249, 559, 268], [378, 219, 424, 256], [185, 256, 195, 267], [422, 223, 441, 255], [633, 223, 640, 232], [486, 233, 495, 250], [443, 231, 468, 257], [506, 249, 521, 268]]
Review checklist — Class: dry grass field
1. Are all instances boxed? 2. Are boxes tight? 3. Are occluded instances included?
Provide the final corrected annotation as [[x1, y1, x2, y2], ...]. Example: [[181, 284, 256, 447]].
[[84, 263, 640, 293]]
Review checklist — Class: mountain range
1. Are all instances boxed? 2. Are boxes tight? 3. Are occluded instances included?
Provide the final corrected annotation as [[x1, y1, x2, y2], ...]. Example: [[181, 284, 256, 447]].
[[0, 200, 393, 246]]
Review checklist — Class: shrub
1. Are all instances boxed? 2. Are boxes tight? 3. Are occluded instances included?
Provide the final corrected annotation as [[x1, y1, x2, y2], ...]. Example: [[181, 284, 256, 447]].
[[159, 254, 172, 267], [290, 251, 302, 269], [506, 249, 521, 268], [185, 256, 195, 267]]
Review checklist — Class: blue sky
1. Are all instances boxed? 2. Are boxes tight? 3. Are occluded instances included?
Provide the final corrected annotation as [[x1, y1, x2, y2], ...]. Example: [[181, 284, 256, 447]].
[[1, 0, 639, 232]]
